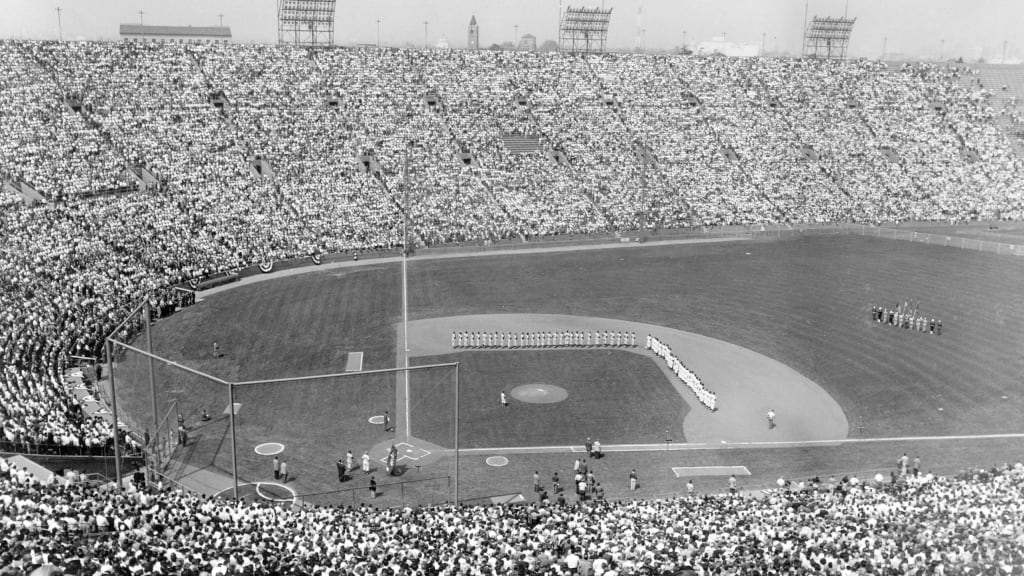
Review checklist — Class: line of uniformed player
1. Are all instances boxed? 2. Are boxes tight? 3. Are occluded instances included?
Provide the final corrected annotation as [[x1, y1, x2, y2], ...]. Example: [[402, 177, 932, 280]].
[[871, 306, 942, 335], [452, 330, 637, 349], [647, 334, 717, 411]]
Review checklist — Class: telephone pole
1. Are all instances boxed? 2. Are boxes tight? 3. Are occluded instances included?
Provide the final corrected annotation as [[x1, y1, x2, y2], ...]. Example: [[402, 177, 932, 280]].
[[55, 7, 63, 42]]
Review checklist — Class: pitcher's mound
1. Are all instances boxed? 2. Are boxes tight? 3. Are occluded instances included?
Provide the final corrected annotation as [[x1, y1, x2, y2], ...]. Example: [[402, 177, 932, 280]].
[[511, 384, 568, 404]]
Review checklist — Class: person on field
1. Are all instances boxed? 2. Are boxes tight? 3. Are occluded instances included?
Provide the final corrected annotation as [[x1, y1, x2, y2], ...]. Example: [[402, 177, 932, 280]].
[[501, 390, 508, 408], [767, 409, 776, 430], [629, 469, 638, 491], [362, 451, 370, 474]]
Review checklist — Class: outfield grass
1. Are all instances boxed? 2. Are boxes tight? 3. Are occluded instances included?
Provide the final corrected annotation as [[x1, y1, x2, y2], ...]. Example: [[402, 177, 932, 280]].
[[408, 235, 1024, 439], [124, 234, 1024, 503], [410, 351, 688, 448]]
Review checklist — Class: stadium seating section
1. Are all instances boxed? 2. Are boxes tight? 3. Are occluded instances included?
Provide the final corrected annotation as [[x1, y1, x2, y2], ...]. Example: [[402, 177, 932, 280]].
[[2, 457, 1023, 575], [0, 41, 1023, 574]]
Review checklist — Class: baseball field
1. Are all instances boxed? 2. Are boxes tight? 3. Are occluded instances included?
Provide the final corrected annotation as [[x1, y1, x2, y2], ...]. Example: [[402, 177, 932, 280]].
[[112, 230, 1024, 506]]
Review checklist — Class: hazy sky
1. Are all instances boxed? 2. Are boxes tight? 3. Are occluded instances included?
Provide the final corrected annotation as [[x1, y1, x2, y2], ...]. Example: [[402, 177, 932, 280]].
[[1, 0, 1021, 61]]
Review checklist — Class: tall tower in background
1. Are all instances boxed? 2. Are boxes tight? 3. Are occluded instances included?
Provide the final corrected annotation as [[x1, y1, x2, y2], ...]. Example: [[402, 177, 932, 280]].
[[468, 14, 479, 50]]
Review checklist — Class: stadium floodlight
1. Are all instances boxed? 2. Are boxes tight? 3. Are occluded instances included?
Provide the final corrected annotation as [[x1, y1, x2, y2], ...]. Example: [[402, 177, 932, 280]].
[[278, 0, 336, 48], [559, 6, 613, 54], [802, 16, 856, 60]]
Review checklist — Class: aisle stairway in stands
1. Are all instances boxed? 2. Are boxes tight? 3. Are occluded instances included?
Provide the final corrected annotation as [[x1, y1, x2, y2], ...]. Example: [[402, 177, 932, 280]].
[[752, 75, 853, 208], [16, 43, 136, 198], [587, 58, 695, 229], [517, 105, 620, 229]]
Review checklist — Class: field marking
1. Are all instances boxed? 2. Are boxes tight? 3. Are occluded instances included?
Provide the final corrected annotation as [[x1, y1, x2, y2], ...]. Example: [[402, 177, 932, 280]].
[[345, 352, 364, 372], [392, 442, 430, 462], [448, 431, 1024, 455], [223, 402, 241, 416], [254, 442, 285, 456], [214, 482, 297, 506], [255, 482, 298, 504], [672, 466, 750, 478]]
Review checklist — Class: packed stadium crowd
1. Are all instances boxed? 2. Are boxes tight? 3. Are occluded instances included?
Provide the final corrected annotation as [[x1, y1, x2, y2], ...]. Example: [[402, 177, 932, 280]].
[[2, 458, 1023, 575], [0, 40, 1023, 572]]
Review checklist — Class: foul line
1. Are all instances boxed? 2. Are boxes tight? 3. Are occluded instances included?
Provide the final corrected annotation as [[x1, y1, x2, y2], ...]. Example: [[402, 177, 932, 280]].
[[199, 236, 750, 298], [445, 431, 1024, 455]]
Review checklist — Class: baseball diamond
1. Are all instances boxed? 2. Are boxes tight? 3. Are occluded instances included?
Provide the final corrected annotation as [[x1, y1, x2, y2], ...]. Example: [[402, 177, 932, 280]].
[[110, 232, 1024, 505]]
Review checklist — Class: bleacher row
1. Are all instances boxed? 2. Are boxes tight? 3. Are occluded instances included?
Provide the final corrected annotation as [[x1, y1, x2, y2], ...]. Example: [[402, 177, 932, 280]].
[[2, 458, 1023, 575]]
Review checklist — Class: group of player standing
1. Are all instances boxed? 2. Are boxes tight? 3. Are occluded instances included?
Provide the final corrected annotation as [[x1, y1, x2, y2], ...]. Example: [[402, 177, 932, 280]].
[[871, 302, 942, 335], [647, 334, 717, 411], [453, 330, 637, 349]]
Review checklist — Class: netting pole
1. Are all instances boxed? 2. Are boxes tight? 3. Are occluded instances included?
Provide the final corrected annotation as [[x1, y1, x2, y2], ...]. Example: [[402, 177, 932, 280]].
[[106, 339, 123, 493], [454, 362, 460, 505], [229, 382, 239, 499], [144, 301, 159, 439], [143, 301, 158, 489]]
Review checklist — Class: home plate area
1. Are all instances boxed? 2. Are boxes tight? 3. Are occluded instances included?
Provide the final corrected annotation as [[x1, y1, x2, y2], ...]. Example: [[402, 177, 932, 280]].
[[379, 442, 431, 464]]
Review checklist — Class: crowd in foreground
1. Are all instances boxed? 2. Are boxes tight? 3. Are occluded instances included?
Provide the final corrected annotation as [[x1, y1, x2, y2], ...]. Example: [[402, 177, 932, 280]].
[[0, 41, 1022, 482], [1, 458, 1022, 575]]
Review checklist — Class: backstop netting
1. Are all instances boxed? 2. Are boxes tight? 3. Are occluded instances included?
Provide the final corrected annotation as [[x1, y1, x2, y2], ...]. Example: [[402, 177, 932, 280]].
[[107, 334, 230, 478], [106, 303, 460, 507]]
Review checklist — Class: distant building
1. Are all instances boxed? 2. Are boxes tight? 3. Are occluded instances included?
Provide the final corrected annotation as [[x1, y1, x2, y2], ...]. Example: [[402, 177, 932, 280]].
[[695, 36, 759, 58], [518, 34, 537, 52], [119, 24, 231, 44], [468, 15, 479, 50]]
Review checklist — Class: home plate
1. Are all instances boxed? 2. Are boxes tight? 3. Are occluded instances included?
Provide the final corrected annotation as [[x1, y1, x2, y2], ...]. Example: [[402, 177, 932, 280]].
[[223, 402, 241, 415], [672, 466, 750, 478]]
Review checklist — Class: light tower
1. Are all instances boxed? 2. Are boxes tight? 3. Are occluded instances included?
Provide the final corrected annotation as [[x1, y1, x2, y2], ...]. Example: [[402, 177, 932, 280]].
[[468, 14, 479, 50], [277, 0, 336, 48]]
